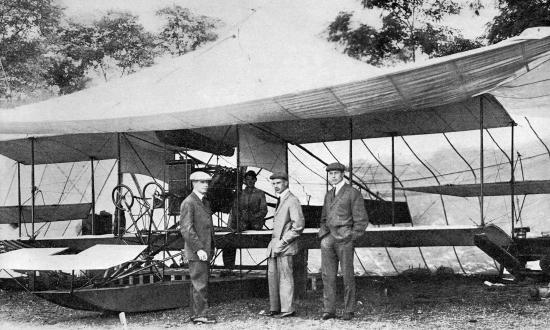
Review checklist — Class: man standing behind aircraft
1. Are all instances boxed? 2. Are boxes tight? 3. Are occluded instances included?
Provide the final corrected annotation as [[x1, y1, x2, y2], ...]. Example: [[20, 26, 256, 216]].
[[180, 171, 216, 324], [319, 163, 368, 321], [265, 172, 305, 318], [223, 170, 268, 274]]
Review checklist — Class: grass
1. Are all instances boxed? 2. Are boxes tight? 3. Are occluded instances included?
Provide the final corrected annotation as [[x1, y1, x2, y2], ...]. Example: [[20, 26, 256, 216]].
[[1, 274, 550, 329]]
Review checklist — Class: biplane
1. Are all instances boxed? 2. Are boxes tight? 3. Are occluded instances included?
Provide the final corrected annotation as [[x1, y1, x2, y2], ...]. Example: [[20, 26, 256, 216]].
[[0, 3, 550, 312]]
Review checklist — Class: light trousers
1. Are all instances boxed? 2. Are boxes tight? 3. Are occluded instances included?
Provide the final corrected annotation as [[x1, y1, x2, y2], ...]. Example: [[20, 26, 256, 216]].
[[268, 255, 295, 313]]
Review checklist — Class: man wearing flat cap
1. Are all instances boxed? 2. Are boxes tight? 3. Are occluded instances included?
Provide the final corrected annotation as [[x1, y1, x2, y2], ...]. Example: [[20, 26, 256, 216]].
[[265, 171, 305, 317], [223, 170, 268, 274], [319, 162, 368, 320], [180, 171, 216, 324]]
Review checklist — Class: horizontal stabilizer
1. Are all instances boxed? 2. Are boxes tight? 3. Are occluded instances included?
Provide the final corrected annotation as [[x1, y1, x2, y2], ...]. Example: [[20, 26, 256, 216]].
[[397, 180, 550, 197], [0, 245, 146, 271], [0, 203, 92, 224]]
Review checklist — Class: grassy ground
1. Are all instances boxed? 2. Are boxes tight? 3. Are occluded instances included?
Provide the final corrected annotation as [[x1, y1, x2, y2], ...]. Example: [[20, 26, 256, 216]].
[[2, 275, 550, 329]]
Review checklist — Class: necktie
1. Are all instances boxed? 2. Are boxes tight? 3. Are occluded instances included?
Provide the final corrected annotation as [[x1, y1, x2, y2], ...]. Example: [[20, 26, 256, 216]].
[[332, 188, 336, 199]]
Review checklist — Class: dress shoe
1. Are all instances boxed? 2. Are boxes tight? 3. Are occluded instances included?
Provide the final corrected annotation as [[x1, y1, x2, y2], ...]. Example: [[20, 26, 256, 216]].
[[191, 316, 216, 324], [341, 312, 354, 320], [278, 311, 296, 318], [267, 311, 280, 317], [321, 312, 337, 320]]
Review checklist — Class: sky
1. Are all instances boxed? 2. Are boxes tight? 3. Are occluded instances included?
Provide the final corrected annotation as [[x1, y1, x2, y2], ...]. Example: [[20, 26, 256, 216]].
[[59, 0, 499, 39]]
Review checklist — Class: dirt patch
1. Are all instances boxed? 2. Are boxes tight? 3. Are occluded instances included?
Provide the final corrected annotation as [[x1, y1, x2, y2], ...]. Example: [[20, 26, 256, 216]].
[[2, 275, 550, 329]]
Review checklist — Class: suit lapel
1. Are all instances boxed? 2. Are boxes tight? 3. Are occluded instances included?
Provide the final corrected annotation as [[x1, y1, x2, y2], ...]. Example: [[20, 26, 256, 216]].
[[329, 184, 348, 208], [191, 192, 209, 213], [274, 191, 291, 216]]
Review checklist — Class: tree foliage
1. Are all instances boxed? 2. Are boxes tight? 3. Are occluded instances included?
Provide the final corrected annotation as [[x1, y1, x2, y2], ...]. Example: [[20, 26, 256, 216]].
[[328, 0, 482, 65], [486, 0, 550, 44], [0, 0, 63, 99], [156, 5, 219, 56], [1, 3, 219, 102], [54, 12, 157, 83]]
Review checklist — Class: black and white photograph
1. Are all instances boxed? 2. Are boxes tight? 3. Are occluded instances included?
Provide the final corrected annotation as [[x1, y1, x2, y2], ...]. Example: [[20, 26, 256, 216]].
[[1, 0, 550, 328]]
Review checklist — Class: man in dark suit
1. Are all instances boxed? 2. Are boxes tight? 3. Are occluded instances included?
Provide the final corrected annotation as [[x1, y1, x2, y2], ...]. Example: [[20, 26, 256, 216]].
[[266, 172, 305, 318], [180, 171, 216, 324], [223, 170, 268, 274], [319, 162, 368, 321]]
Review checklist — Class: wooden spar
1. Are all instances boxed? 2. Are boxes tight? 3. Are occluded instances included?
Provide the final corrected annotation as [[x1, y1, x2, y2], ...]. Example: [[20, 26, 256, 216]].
[[511, 122, 515, 237], [30, 137, 35, 238], [349, 118, 353, 188], [17, 162, 21, 238], [90, 157, 95, 234], [294, 144, 383, 201], [236, 125, 242, 281], [480, 97, 485, 227], [117, 133, 122, 236], [392, 135, 396, 226]]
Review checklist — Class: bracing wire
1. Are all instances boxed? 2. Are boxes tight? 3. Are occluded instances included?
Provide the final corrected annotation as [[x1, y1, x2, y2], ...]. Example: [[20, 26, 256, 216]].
[[525, 117, 550, 158], [401, 136, 467, 274], [2, 162, 17, 205], [322, 141, 401, 273], [359, 139, 430, 270]]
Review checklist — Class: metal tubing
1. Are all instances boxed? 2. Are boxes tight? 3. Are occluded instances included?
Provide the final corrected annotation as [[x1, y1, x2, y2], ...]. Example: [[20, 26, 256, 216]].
[[117, 133, 122, 237], [391, 135, 396, 226], [236, 125, 242, 281], [91, 157, 96, 235], [349, 118, 353, 187], [511, 122, 515, 237], [17, 162, 22, 238], [480, 97, 485, 227], [30, 138, 35, 238]]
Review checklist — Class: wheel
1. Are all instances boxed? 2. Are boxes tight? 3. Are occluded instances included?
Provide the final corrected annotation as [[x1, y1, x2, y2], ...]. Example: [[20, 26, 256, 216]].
[[540, 255, 550, 275], [112, 184, 134, 211], [142, 181, 166, 209]]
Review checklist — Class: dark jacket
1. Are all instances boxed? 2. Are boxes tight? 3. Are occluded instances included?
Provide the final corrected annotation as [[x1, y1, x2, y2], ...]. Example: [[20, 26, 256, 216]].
[[319, 183, 368, 242], [229, 187, 268, 230], [180, 192, 215, 261]]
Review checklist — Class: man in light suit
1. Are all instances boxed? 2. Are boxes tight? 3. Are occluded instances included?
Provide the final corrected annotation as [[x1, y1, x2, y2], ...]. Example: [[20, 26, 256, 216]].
[[319, 162, 368, 321], [180, 171, 216, 324], [266, 171, 305, 318]]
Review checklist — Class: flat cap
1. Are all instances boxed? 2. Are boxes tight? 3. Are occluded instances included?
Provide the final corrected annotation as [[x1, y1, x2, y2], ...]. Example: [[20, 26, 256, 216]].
[[326, 162, 346, 172], [269, 171, 289, 181], [244, 170, 257, 178], [189, 171, 212, 181]]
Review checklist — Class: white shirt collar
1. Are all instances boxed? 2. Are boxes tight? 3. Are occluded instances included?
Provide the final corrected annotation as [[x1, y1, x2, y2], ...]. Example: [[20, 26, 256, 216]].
[[333, 179, 346, 195], [277, 188, 290, 199], [193, 190, 205, 201]]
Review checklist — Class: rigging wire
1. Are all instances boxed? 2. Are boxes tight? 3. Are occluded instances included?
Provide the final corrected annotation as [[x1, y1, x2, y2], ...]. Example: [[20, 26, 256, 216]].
[[485, 129, 511, 163], [321, 142, 375, 197], [525, 116, 550, 158], [359, 139, 429, 270], [2, 162, 17, 205], [323, 137, 398, 273], [323, 140, 400, 272], [368, 151, 546, 185], [401, 136, 467, 274]]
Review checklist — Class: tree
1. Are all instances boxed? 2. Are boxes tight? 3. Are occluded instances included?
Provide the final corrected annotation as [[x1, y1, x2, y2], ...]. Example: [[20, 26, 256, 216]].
[[156, 5, 219, 56], [327, 0, 482, 66], [0, 0, 63, 99], [486, 0, 550, 44], [95, 11, 157, 77], [54, 11, 157, 82]]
